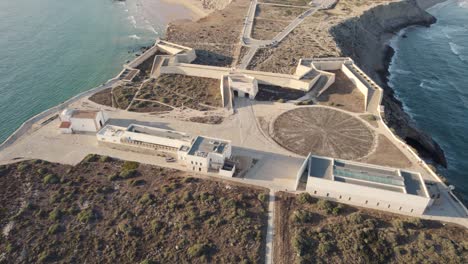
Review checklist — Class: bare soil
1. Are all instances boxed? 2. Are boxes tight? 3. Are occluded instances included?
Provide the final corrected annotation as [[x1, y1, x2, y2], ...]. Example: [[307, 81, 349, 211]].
[[272, 107, 375, 159], [317, 70, 365, 113], [112, 84, 139, 109], [275, 191, 468, 264], [189, 116, 224, 125], [252, 19, 291, 40], [165, 0, 250, 67], [362, 134, 413, 169], [0, 156, 268, 263], [255, 84, 305, 101], [256, 5, 305, 21], [128, 100, 173, 113], [259, 0, 310, 6], [89, 88, 112, 107], [137, 74, 222, 111]]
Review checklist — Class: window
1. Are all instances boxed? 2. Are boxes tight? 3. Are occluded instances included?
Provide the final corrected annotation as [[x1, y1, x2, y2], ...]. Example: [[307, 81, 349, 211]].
[[399, 207, 402, 211], [314, 191, 317, 194], [348, 197, 351, 201], [411, 209, 414, 213], [199, 168, 201, 172], [326, 193, 329, 197], [200, 163, 202, 166], [376, 202, 380, 206], [339, 195, 342, 199], [388, 205, 391, 209], [365, 200, 368, 204], [191, 161, 193, 164], [195, 162, 198, 165]]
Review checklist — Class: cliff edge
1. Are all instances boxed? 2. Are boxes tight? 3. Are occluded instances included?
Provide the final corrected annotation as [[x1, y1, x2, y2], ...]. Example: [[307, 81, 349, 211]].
[[331, 0, 448, 167]]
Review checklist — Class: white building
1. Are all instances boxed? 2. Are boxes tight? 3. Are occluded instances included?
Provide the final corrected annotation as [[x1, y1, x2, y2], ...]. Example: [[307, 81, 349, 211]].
[[97, 124, 235, 176], [59, 109, 108, 134], [227, 74, 258, 99], [296, 154, 433, 215], [179, 136, 233, 175]]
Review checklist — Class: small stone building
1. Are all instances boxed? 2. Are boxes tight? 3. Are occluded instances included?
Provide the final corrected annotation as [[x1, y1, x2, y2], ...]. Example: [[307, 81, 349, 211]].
[[59, 109, 108, 134]]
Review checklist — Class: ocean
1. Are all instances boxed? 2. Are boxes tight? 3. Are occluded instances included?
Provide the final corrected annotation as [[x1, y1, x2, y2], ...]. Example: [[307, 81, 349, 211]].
[[0, 0, 165, 143], [388, 0, 468, 199]]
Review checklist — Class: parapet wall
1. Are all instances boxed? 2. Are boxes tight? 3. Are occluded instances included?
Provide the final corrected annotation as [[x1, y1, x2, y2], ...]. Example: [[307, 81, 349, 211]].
[[126, 45, 160, 69], [341, 64, 369, 109]]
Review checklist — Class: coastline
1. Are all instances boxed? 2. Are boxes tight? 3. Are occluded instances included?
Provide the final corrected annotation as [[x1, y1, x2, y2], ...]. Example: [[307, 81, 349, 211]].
[[0, 0, 203, 150], [331, 0, 449, 168]]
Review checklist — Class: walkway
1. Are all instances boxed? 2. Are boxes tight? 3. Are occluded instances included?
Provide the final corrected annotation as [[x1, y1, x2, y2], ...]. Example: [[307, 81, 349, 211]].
[[265, 189, 275, 264]]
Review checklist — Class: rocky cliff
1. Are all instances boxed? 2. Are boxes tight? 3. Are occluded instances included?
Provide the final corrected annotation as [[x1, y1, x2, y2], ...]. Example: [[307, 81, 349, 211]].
[[331, 0, 448, 167]]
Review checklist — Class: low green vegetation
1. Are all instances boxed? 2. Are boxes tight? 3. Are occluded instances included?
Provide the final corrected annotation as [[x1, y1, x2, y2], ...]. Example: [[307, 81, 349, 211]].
[[276, 192, 468, 264], [0, 156, 268, 263]]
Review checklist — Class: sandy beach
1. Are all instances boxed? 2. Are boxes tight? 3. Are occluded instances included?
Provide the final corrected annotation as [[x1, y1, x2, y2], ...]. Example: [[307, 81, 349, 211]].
[[135, 0, 209, 32]]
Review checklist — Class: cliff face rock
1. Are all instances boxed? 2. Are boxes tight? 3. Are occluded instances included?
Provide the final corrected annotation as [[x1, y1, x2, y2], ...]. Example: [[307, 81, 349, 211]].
[[331, 0, 448, 167], [199, 0, 232, 10]]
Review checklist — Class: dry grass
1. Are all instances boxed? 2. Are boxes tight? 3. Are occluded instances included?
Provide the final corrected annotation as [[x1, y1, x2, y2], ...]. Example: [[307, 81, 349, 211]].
[[252, 20, 291, 40], [361, 134, 413, 169]]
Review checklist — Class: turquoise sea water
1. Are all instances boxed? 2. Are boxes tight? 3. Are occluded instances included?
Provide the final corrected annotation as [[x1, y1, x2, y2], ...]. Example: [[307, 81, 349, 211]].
[[388, 0, 468, 199], [0, 0, 158, 142]]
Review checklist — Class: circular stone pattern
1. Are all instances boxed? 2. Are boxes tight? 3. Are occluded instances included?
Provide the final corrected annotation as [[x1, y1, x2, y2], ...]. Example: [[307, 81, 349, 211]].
[[272, 107, 375, 160]]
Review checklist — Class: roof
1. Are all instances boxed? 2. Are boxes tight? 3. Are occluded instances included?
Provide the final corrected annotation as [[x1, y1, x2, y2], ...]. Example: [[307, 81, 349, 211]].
[[306, 155, 429, 197], [188, 136, 230, 158], [59, 121, 71, 129], [71, 110, 98, 119]]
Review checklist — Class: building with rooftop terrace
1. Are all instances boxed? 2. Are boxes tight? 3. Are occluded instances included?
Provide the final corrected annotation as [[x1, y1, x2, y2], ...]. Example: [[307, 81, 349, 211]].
[[97, 124, 235, 177], [296, 154, 434, 215], [178, 136, 233, 175]]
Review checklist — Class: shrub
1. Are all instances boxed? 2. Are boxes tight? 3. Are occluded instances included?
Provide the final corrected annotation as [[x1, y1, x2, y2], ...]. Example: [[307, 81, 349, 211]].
[[258, 193, 268, 203], [47, 224, 62, 235], [297, 193, 312, 204], [0, 166, 9, 176], [77, 208, 99, 223], [43, 174, 60, 184], [119, 169, 138, 179], [122, 161, 139, 171], [277, 98, 286, 103], [48, 208, 63, 221], [293, 210, 315, 223], [139, 193, 155, 205], [17, 162, 30, 172], [108, 173, 120, 181], [187, 243, 214, 258], [84, 154, 99, 162], [140, 260, 156, 264], [37, 168, 48, 175], [317, 199, 334, 214], [99, 156, 111, 162]]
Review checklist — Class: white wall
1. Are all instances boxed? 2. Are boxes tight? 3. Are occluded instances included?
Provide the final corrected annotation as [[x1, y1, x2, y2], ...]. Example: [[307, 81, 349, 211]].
[[306, 177, 431, 215], [341, 64, 369, 109], [70, 118, 97, 133]]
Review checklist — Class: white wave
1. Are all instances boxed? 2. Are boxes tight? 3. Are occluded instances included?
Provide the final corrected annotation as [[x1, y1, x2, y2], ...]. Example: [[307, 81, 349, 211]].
[[128, 34, 141, 40], [459, 0, 468, 8], [124, 9, 129, 12], [449, 42, 468, 62], [393, 69, 412, 75], [419, 80, 440, 92], [127, 16, 137, 28]]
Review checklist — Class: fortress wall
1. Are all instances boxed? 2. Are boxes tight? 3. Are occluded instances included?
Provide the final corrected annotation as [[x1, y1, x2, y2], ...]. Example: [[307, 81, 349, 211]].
[[160, 63, 314, 91], [127, 45, 160, 69], [160, 64, 230, 79], [311, 60, 344, 71], [239, 70, 312, 91], [341, 64, 369, 108]]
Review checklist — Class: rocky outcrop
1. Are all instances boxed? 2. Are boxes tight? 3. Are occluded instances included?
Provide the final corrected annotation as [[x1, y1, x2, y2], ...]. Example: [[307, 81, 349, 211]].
[[331, 0, 448, 167]]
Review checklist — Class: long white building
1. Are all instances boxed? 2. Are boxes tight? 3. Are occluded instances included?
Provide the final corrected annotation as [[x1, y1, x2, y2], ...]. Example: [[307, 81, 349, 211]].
[[296, 154, 434, 215], [97, 124, 235, 176]]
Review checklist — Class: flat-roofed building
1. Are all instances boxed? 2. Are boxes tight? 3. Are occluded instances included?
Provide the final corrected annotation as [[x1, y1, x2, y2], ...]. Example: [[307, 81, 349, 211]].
[[180, 136, 232, 174], [97, 124, 193, 155], [227, 74, 258, 99], [59, 109, 108, 133], [296, 154, 433, 215], [97, 124, 235, 176]]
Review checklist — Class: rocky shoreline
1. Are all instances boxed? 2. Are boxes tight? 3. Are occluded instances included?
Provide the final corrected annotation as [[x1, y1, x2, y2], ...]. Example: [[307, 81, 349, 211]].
[[331, 0, 448, 167]]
